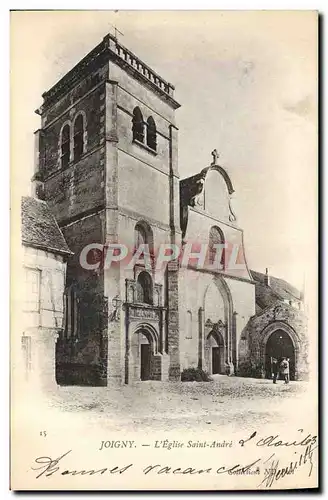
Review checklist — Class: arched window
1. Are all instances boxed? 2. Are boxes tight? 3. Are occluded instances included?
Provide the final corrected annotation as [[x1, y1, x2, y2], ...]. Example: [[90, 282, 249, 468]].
[[134, 221, 154, 257], [186, 310, 193, 339], [132, 107, 144, 143], [146, 116, 157, 151], [73, 114, 85, 161], [136, 271, 153, 305], [208, 226, 225, 269], [135, 222, 147, 249], [60, 124, 71, 168]]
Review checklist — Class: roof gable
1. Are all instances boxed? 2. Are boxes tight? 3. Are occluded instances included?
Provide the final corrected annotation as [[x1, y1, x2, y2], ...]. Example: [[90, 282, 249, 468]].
[[251, 270, 302, 311], [21, 196, 72, 256]]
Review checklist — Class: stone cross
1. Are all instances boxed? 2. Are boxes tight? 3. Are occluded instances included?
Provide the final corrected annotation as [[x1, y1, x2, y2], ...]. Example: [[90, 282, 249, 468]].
[[211, 149, 220, 165]]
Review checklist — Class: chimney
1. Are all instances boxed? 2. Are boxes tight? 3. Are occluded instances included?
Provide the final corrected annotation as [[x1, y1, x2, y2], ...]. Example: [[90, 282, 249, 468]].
[[264, 268, 270, 287]]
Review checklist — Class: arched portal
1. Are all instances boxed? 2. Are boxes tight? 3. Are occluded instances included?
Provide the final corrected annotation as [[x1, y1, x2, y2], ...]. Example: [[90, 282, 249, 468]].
[[202, 276, 234, 374], [205, 330, 224, 374], [131, 324, 161, 381], [264, 329, 296, 381]]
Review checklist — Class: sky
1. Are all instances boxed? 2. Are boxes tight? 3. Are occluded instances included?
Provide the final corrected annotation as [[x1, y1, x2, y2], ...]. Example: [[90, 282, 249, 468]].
[[10, 10, 317, 290]]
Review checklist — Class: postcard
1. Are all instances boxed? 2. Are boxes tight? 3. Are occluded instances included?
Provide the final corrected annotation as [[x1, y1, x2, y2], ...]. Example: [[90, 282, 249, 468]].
[[10, 10, 318, 490]]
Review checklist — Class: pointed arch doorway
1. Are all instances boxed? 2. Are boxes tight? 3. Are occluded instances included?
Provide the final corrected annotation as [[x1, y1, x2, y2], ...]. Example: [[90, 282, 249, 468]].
[[131, 324, 161, 382], [265, 329, 296, 381], [201, 276, 234, 375], [205, 330, 225, 375]]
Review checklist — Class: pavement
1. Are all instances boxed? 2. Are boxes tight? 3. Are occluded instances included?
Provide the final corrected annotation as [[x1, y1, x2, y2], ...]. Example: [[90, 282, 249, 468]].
[[47, 375, 314, 433]]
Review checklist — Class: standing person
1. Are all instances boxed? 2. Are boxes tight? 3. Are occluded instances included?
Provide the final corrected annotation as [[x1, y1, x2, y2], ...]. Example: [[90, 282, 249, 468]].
[[280, 357, 290, 384], [272, 357, 279, 384]]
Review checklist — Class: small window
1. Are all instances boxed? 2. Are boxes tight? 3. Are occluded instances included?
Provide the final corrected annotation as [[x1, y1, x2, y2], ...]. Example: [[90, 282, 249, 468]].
[[134, 221, 154, 252], [208, 226, 225, 268], [73, 114, 85, 161], [135, 223, 147, 249], [136, 271, 153, 305], [132, 107, 144, 143], [146, 116, 157, 151], [60, 124, 71, 168], [134, 221, 154, 264], [186, 310, 193, 339], [64, 285, 78, 338]]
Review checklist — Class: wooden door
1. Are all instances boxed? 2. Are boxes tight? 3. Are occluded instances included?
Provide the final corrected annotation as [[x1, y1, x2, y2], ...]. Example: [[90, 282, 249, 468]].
[[212, 347, 220, 374], [140, 344, 151, 380]]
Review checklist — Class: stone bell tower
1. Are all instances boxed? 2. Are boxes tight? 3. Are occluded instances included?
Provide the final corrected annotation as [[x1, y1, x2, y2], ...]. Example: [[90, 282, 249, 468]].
[[33, 33, 181, 385]]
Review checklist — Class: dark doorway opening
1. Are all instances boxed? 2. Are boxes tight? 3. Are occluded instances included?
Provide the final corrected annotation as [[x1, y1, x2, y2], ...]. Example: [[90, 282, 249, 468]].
[[212, 347, 221, 374], [205, 330, 224, 375], [140, 343, 151, 381], [265, 329, 295, 381]]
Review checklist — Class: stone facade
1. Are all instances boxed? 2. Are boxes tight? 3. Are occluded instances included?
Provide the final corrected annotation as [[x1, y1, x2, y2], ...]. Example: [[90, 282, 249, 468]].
[[238, 302, 309, 381], [34, 34, 181, 385], [29, 34, 309, 386], [20, 245, 67, 391], [177, 151, 257, 377]]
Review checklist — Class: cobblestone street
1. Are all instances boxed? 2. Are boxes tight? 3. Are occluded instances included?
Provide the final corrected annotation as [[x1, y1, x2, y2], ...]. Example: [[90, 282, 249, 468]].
[[47, 375, 314, 433]]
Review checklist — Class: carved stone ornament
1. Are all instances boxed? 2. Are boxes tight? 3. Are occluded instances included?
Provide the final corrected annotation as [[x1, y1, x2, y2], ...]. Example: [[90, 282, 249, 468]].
[[179, 151, 235, 239], [125, 279, 136, 303], [205, 318, 226, 331], [130, 307, 160, 321], [205, 318, 214, 328], [109, 295, 121, 322], [273, 304, 289, 321]]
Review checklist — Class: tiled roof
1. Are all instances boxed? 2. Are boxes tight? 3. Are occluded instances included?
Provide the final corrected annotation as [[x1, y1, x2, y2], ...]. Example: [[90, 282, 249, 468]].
[[21, 196, 72, 256], [250, 270, 301, 311]]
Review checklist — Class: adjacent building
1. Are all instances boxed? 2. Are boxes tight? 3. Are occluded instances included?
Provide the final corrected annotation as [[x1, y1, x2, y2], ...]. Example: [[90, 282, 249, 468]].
[[20, 196, 72, 390]]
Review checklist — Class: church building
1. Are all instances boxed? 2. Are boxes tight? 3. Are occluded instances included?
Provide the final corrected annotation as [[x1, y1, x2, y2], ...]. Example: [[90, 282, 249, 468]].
[[22, 33, 309, 387]]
